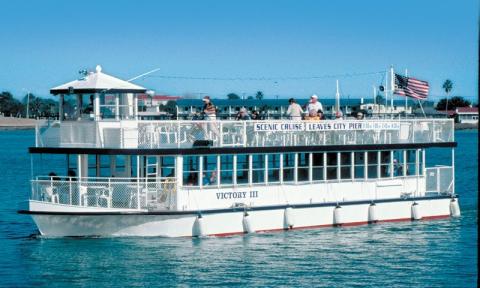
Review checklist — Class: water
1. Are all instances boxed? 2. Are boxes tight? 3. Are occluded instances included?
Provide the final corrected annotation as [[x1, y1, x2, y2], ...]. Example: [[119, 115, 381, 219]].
[[0, 130, 477, 287]]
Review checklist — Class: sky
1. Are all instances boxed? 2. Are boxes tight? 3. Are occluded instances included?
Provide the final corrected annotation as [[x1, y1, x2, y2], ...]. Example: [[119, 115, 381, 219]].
[[0, 0, 478, 103]]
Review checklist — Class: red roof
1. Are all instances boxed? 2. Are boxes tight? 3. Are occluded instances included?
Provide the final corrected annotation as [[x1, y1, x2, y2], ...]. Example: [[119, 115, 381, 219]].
[[437, 110, 456, 116], [456, 107, 478, 113]]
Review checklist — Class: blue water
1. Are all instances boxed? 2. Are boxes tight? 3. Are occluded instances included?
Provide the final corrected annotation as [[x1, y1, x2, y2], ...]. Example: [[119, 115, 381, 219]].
[[0, 130, 477, 287]]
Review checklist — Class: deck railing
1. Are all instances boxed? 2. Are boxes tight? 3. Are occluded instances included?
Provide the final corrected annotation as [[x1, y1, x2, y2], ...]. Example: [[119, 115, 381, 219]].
[[35, 119, 455, 149], [31, 176, 177, 210], [425, 166, 454, 195]]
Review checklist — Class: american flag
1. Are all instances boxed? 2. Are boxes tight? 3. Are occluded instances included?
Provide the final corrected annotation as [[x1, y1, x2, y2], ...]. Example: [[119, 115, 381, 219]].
[[394, 73, 429, 99]]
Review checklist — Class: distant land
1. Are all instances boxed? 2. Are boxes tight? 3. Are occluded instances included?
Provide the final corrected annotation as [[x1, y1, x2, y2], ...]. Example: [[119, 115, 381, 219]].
[[0, 116, 45, 130]]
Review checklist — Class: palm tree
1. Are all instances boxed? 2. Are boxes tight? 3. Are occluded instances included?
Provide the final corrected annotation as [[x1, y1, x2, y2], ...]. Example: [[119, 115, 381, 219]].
[[255, 91, 264, 100], [442, 79, 453, 114]]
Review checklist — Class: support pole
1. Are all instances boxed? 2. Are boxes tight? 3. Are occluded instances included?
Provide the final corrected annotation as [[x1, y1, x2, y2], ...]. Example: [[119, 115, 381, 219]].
[[59, 94, 64, 121], [390, 66, 395, 118], [405, 69, 408, 114]]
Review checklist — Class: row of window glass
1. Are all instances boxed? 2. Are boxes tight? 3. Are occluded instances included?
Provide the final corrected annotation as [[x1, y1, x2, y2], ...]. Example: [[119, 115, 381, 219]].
[[182, 150, 424, 187]]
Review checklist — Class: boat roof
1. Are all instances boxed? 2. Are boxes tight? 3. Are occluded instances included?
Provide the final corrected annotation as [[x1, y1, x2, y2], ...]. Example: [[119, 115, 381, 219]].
[[50, 65, 147, 95]]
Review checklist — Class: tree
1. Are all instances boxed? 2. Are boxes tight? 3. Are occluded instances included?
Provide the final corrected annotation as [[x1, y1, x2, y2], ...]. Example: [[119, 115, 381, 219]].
[[247, 95, 254, 100], [442, 79, 453, 113], [0, 91, 24, 117], [227, 93, 240, 100], [436, 96, 471, 110], [255, 91, 264, 100], [442, 79, 453, 95]]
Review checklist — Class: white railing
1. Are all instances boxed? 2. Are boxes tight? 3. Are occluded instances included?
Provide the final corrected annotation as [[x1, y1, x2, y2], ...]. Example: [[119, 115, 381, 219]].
[[425, 166, 454, 195], [35, 119, 455, 149], [31, 176, 177, 210]]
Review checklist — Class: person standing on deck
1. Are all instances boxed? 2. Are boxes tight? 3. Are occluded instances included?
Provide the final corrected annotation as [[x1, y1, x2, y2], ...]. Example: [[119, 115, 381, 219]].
[[306, 95, 323, 116], [202, 96, 217, 120], [286, 98, 304, 120]]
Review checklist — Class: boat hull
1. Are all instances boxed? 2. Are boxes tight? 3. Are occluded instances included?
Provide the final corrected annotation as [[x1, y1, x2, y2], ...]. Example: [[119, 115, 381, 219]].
[[26, 196, 454, 237]]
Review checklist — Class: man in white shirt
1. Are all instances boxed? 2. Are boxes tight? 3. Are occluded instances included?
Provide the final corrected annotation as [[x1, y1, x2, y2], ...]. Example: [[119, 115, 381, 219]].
[[306, 94, 323, 115], [286, 98, 304, 120]]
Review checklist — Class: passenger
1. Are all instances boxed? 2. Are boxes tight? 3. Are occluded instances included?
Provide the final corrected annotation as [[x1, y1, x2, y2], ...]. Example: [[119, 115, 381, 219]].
[[209, 170, 217, 184], [335, 110, 343, 120], [306, 95, 323, 116], [251, 110, 260, 120], [356, 112, 364, 120], [67, 169, 76, 181], [202, 96, 217, 120], [202, 173, 211, 186], [304, 109, 320, 121], [393, 159, 403, 176], [286, 98, 304, 120], [318, 110, 325, 120], [48, 172, 60, 181], [200, 96, 219, 140], [236, 107, 251, 120]]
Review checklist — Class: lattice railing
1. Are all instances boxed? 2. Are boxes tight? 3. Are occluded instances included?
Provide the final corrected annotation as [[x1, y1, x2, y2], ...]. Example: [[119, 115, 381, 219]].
[[36, 119, 455, 149], [31, 176, 177, 210]]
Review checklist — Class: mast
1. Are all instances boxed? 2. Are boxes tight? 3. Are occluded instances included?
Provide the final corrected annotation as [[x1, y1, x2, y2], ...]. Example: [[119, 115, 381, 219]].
[[335, 80, 340, 114], [384, 70, 388, 117], [405, 69, 408, 113], [390, 66, 394, 118]]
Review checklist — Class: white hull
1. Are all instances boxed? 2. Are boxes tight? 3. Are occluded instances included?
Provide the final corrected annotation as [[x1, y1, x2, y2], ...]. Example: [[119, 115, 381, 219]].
[[28, 196, 454, 237]]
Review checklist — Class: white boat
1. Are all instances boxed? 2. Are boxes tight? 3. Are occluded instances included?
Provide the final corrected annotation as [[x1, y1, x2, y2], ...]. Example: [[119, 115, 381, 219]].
[[19, 66, 460, 237]]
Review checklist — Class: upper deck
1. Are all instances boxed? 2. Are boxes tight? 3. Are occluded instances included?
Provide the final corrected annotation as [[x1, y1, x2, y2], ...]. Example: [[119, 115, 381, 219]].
[[34, 118, 455, 151]]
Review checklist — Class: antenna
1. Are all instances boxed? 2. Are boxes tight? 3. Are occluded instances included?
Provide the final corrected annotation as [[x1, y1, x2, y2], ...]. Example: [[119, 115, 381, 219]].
[[127, 68, 161, 82], [335, 79, 340, 113]]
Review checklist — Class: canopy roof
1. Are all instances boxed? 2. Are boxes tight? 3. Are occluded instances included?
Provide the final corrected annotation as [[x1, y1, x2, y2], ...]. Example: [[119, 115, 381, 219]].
[[50, 65, 147, 95]]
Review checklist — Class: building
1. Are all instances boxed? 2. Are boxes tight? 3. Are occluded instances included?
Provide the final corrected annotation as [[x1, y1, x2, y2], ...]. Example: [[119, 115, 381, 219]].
[[175, 98, 418, 119], [455, 107, 478, 124]]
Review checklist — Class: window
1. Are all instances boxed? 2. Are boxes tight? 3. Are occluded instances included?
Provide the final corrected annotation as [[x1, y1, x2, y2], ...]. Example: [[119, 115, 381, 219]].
[[340, 152, 352, 179], [354, 152, 365, 179], [268, 154, 280, 183], [220, 155, 234, 185], [252, 154, 265, 184], [418, 150, 424, 176], [236, 154, 249, 185], [297, 153, 310, 182], [326, 153, 338, 180], [312, 153, 324, 181], [406, 150, 416, 176], [393, 150, 404, 176], [367, 151, 378, 179], [183, 156, 199, 186], [160, 156, 175, 178], [203, 155, 217, 186], [380, 151, 391, 178], [283, 153, 295, 182]]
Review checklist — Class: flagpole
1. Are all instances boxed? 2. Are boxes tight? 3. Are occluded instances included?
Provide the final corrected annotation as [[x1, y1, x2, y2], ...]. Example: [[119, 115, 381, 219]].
[[335, 79, 340, 114], [384, 69, 388, 118], [405, 69, 408, 115], [390, 65, 394, 118]]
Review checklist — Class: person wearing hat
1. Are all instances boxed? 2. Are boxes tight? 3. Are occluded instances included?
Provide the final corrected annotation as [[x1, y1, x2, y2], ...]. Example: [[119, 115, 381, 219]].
[[306, 94, 323, 116], [202, 96, 217, 120], [286, 98, 304, 120]]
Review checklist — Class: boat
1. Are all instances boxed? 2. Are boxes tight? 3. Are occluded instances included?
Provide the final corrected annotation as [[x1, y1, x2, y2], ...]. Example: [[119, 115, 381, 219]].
[[18, 65, 461, 237]]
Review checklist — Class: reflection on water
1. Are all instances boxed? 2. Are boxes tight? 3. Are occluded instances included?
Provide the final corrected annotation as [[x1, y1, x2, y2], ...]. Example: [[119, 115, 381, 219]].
[[0, 130, 477, 287]]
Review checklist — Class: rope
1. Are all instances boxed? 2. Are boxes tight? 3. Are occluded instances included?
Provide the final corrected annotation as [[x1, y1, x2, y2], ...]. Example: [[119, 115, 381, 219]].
[[143, 71, 385, 81]]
